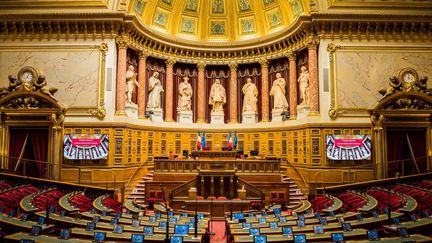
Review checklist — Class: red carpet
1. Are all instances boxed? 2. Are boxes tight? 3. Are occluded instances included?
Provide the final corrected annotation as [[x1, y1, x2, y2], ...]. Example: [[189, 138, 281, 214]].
[[210, 220, 226, 243]]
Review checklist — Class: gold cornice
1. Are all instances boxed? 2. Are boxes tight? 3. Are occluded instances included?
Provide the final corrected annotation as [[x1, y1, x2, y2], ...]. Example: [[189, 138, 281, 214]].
[[0, 0, 109, 9], [63, 121, 372, 133], [0, 12, 431, 64]]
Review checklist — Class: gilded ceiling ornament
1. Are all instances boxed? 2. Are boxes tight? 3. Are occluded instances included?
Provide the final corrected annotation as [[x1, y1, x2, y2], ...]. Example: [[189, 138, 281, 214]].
[[263, 0, 275, 6], [241, 18, 255, 34], [184, 0, 198, 12], [238, 0, 251, 11], [210, 21, 225, 35], [134, 0, 147, 14], [212, 0, 224, 14]]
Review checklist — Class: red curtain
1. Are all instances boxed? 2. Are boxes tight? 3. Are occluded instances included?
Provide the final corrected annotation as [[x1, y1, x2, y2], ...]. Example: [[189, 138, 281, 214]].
[[30, 129, 49, 178], [386, 129, 405, 177], [173, 64, 198, 122], [238, 64, 262, 122], [205, 67, 230, 123], [8, 129, 28, 171], [269, 58, 289, 119], [404, 129, 427, 174]]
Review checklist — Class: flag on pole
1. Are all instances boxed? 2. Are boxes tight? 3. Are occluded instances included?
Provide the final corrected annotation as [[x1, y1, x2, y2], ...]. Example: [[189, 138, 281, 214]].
[[228, 131, 233, 148], [233, 131, 238, 149], [197, 131, 201, 150], [201, 132, 206, 149]]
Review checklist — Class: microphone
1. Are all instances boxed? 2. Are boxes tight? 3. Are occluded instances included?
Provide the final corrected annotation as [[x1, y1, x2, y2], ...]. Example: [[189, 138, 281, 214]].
[[159, 184, 170, 243]]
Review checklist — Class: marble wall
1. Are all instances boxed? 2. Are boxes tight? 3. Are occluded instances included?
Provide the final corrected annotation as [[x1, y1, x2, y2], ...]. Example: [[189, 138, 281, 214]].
[[334, 48, 432, 109], [0, 46, 101, 110]]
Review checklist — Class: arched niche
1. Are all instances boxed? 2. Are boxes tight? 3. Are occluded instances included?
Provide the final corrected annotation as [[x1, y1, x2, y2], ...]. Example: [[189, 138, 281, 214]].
[[0, 66, 65, 180], [368, 68, 432, 179]]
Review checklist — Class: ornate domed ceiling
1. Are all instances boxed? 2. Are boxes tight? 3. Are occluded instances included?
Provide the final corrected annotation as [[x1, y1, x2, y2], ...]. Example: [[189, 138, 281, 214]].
[[131, 0, 308, 44]]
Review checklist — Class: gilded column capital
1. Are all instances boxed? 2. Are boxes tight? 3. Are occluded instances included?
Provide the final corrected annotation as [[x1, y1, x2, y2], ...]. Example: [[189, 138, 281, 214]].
[[165, 58, 176, 67], [287, 52, 296, 61], [197, 62, 206, 71], [229, 62, 238, 71], [116, 39, 128, 49], [138, 50, 149, 60], [259, 59, 269, 67], [307, 37, 319, 49]]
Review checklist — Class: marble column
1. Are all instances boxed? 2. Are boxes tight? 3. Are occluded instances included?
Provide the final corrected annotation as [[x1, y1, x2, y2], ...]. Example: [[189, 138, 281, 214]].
[[288, 52, 298, 119], [308, 40, 319, 114], [260, 59, 270, 122], [165, 58, 176, 122], [229, 62, 238, 123], [138, 51, 148, 119], [197, 62, 206, 123], [115, 40, 128, 115]]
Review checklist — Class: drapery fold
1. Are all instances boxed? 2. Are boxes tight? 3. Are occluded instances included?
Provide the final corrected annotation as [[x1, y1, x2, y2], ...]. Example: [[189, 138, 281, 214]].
[[30, 129, 49, 178]]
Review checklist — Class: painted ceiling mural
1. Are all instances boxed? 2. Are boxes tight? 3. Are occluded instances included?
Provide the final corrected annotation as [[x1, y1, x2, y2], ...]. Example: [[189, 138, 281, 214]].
[[132, 0, 306, 42]]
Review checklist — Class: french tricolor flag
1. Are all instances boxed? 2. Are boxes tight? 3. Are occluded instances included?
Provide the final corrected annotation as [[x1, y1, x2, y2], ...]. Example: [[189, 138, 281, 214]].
[[228, 131, 233, 148], [197, 131, 202, 150]]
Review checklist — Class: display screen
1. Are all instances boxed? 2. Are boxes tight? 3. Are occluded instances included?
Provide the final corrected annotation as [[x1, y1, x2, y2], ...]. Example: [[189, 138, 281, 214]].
[[326, 135, 371, 160], [174, 225, 189, 235], [63, 134, 109, 160]]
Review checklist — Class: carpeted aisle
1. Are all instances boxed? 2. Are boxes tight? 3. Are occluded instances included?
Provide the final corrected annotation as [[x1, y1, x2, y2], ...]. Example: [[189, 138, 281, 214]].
[[210, 221, 226, 243]]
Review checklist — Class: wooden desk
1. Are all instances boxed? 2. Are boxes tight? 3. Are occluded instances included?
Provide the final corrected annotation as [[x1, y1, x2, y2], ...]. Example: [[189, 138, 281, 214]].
[[20, 191, 39, 213], [384, 217, 432, 232], [233, 229, 367, 242], [358, 193, 378, 212], [38, 212, 208, 231], [125, 199, 144, 213], [0, 213, 52, 231], [59, 191, 80, 212], [292, 200, 311, 213], [154, 159, 280, 174], [228, 212, 358, 229], [348, 212, 404, 228], [71, 227, 203, 242], [93, 195, 113, 213], [345, 234, 432, 243], [5, 232, 89, 243], [322, 195, 343, 213], [185, 199, 250, 219]]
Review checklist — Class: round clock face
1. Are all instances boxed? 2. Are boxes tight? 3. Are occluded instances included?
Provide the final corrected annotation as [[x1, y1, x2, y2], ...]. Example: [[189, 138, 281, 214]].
[[22, 71, 33, 82], [403, 72, 415, 83]]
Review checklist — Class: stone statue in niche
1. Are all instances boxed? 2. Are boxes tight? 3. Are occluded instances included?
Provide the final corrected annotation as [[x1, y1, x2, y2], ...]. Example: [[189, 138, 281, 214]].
[[126, 65, 139, 104], [298, 65, 309, 105], [147, 72, 164, 110], [177, 76, 193, 111], [270, 72, 289, 110], [242, 78, 258, 112], [209, 78, 226, 112]]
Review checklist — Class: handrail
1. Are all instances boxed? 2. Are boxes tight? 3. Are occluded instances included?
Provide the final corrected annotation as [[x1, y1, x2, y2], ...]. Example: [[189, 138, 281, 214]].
[[284, 159, 308, 191], [124, 161, 148, 189], [169, 177, 198, 201], [237, 178, 264, 200]]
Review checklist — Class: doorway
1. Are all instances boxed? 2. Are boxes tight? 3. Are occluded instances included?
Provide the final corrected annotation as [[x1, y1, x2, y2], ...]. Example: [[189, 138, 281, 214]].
[[386, 128, 427, 177], [8, 127, 49, 178]]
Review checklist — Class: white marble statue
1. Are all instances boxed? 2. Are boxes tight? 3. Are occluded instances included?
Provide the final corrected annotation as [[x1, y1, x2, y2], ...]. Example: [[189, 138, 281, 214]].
[[126, 65, 139, 104], [147, 71, 164, 109], [177, 76, 193, 111], [270, 72, 289, 110], [242, 78, 258, 112], [209, 78, 226, 112], [298, 65, 309, 105]]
